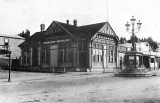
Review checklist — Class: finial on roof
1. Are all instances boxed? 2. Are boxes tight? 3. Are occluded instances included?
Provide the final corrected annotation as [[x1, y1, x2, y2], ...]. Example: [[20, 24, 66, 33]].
[[73, 19, 77, 26]]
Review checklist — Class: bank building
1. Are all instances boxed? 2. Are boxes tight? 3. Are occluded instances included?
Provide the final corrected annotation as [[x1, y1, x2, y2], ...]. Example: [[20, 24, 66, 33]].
[[19, 20, 119, 72]]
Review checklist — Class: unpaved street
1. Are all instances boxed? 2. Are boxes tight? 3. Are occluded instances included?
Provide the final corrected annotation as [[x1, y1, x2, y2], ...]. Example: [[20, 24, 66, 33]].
[[0, 70, 160, 103]]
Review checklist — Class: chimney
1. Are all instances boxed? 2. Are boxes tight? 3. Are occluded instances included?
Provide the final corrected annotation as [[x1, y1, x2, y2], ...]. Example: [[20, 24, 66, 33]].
[[66, 20, 69, 25], [40, 24, 45, 32], [73, 19, 77, 26]]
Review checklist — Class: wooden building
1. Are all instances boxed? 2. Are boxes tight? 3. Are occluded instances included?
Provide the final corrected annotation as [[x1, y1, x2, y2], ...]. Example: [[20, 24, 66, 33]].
[[19, 20, 119, 72]]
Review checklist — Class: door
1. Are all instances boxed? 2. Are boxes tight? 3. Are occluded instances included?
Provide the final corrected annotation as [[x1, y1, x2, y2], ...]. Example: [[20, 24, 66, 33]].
[[50, 45, 58, 67], [79, 52, 87, 68]]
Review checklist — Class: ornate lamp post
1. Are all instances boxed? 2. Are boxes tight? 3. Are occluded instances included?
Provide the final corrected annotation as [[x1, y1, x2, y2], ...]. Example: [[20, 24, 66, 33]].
[[125, 16, 142, 51]]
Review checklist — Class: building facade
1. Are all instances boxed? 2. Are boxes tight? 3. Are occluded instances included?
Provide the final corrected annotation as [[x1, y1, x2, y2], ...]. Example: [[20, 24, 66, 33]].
[[0, 34, 24, 59], [0, 34, 24, 68], [19, 20, 119, 72]]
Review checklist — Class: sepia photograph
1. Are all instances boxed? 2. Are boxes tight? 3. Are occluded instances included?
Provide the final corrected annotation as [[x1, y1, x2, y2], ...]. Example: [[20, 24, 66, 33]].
[[0, 0, 160, 103]]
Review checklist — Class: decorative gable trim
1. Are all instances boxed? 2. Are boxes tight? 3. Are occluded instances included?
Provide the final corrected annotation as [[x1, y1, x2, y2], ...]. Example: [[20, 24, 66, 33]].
[[55, 21, 74, 37], [91, 22, 119, 41], [76, 33, 88, 39], [91, 23, 106, 40], [45, 21, 73, 37]]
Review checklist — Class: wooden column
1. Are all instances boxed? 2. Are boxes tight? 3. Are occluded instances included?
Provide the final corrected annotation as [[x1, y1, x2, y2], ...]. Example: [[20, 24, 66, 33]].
[[103, 45, 107, 72], [142, 55, 143, 67], [38, 47, 41, 66], [106, 46, 108, 68], [29, 47, 32, 66], [149, 57, 151, 69], [73, 42, 76, 68], [88, 42, 92, 72], [116, 46, 118, 69]]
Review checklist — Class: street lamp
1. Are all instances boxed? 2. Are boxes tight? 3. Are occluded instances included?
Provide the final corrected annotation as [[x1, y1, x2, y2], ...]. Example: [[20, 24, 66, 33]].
[[4, 38, 11, 82], [125, 16, 142, 51]]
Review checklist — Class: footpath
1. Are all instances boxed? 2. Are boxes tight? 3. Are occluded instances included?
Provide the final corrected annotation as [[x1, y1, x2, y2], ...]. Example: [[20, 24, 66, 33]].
[[0, 69, 114, 86]]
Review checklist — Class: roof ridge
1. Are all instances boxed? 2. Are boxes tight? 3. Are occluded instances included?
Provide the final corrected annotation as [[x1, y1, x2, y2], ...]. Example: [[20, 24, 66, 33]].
[[56, 21, 107, 28], [79, 22, 107, 27], [56, 21, 79, 27]]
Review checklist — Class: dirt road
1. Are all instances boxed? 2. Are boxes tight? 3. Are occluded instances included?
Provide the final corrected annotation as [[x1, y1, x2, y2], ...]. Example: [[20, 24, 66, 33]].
[[0, 70, 160, 103]]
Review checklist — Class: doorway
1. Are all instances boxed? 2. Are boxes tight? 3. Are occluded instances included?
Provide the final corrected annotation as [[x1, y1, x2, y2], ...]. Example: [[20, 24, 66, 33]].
[[79, 52, 87, 68]]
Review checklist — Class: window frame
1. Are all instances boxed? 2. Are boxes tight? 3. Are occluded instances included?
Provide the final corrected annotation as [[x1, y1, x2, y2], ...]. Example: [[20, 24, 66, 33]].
[[42, 46, 50, 63], [92, 43, 103, 62], [59, 43, 73, 62]]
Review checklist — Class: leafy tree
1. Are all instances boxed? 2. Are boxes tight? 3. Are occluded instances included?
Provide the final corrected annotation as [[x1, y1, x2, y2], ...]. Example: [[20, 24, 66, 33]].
[[126, 36, 158, 51], [127, 35, 139, 43], [147, 37, 158, 51], [119, 37, 127, 44], [18, 29, 30, 39]]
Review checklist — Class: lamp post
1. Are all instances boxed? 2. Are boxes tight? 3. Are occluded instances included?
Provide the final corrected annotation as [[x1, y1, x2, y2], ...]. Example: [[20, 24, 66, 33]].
[[4, 38, 11, 82], [125, 16, 142, 51]]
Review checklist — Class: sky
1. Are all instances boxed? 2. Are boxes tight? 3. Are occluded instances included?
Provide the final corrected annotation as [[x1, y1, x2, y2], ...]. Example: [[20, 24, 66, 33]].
[[0, 0, 160, 42]]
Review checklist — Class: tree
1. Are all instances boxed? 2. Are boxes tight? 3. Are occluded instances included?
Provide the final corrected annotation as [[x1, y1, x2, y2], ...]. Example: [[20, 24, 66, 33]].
[[139, 37, 158, 51], [126, 36, 158, 51], [119, 37, 127, 44], [18, 29, 30, 39], [147, 37, 158, 51], [127, 35, 141, 43]]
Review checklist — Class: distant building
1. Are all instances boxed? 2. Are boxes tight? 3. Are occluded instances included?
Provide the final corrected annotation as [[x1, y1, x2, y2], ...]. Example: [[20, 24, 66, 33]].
[[119, 42, 151, 52], [155, 43, 160, 52], [118, 42, 152, 69], [19, 20, 119, 72], [0, 34, 25, 59]]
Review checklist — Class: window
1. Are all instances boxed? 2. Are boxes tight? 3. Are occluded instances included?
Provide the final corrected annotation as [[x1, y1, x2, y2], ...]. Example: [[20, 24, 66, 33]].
[[64, 48, 68, 62], [42, 46, 50, 63], [37, 47, 41, 65], [151, 58, 154, 63], [23, 52, 29, 63], [99, 45, 103, 62], [136, 56, 140, 67], [78, 41, 87, 51], [59, 43, 72, 62], [59, 49, 64, 62], [23, 48, 30, 64], [111, 51, 113, 62], [92, 44, 96, 62], [108, 46, 115, 63], [128, 56, 135, 67], [92, 43, 103, 62]]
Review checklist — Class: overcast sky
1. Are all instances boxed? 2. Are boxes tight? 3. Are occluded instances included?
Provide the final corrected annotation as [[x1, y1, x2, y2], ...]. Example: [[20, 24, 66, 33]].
[[0, 0, 160, 41]]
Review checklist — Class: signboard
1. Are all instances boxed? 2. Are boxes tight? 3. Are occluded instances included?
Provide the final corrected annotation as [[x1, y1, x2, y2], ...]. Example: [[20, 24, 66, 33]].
[[0, 49, 10, 54], [0, 45, 7, 50], [43, 39, 71, 44], [93, 39, 115, 45], [0, 46, 10, 54], [119, 46, 127, 52]]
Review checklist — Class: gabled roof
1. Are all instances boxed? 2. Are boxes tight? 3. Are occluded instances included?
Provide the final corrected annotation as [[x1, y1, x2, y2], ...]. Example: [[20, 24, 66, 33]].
[[18, 32, 45, 47], [19, 20, 118, 47], [56, 21, 78, 37], [46, 21, 108, 39], [56, 21, 108, 39], [78, 22, 106, 38]]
